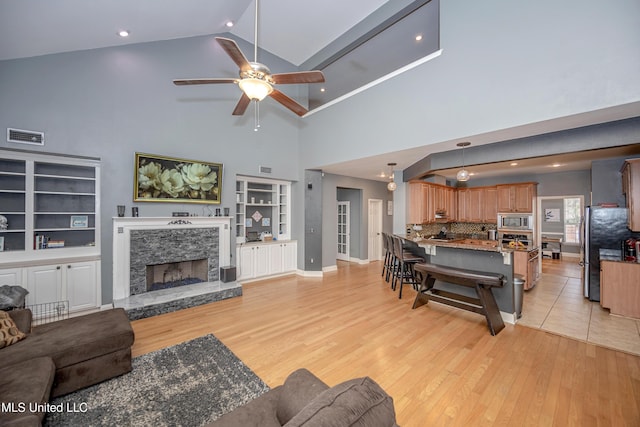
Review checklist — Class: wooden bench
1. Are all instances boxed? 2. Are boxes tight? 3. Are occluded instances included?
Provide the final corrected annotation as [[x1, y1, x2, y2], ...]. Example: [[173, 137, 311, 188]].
[[413, 263, 506, 335]]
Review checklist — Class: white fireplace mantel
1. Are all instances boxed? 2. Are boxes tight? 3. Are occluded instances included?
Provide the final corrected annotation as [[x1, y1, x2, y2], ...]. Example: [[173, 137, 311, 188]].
[[112, 216, 231, 301]]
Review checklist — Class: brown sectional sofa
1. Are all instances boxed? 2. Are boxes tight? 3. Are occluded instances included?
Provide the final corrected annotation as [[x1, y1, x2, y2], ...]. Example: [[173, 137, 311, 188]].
[[208, 368, 399, 427], [0, 308, 135, 426]]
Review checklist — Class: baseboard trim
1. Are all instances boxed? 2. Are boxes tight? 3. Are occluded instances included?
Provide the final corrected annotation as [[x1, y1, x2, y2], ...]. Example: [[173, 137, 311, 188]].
[[501, 311, 516, 325], [299, 269, 324, 277], [322, 265, 337, 273]]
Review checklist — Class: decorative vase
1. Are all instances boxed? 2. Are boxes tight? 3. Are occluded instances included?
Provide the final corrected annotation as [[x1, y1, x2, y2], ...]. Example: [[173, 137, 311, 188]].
[[0, 214, 7, 230]]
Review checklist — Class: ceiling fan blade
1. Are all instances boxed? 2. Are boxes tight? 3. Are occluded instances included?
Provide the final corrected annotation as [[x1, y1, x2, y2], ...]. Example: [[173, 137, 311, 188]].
[[271, 71, 325, 85], [215, 37, 252, 72], [232, 93, 251, 116], [269, 89, 308, 117], [173, 78, 237, 85]]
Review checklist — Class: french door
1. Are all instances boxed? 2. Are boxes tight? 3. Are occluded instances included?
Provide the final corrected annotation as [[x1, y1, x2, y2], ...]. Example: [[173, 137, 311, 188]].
[[337, 201, 350, 261]]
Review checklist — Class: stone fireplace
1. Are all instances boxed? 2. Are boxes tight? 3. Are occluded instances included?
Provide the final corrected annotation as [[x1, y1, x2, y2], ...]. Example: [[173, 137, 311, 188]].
[[112, 217, 232, 301]]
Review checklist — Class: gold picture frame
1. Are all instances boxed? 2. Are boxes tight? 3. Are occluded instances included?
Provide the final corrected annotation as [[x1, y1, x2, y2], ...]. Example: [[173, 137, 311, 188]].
[[134, 153, 223, 204]]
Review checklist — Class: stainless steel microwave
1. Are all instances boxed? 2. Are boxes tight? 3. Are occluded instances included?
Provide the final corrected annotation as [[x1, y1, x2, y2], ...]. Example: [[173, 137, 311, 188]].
[[498, 214, 534, 231]]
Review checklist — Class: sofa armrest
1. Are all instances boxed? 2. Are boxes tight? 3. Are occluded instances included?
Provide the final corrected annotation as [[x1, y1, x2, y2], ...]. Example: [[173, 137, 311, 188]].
[[8, 308, 32, 333], [276, 369, 329, 425]]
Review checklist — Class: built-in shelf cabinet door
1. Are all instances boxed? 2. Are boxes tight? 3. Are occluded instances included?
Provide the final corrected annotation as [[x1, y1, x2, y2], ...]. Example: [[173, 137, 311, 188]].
[[0, 150, 101, 313], [235, 176, 292, 242], [65, 261, 99, 311]]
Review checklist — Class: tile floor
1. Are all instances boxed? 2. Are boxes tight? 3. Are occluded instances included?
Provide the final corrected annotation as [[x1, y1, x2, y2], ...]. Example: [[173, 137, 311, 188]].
[[518, 257, 640, 355]]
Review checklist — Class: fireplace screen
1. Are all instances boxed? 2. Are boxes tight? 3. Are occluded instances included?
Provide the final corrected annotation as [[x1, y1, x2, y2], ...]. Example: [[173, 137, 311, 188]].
[[146, 259, 208, 292]]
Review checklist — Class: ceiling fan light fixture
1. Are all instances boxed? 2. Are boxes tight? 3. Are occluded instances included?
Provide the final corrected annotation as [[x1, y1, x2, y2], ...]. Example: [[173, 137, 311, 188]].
[[238, 78, 273, 101], [387, 181, 397, 191]]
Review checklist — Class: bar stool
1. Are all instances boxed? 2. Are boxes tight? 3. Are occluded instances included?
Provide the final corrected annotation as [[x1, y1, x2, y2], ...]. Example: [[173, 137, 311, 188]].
[[385, 233, 398, 284], [381, 232, 392, 281], [391, 236, 424, 299]]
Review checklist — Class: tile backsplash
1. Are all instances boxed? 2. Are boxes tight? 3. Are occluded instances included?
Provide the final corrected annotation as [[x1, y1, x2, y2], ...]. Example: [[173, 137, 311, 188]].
[[407, 222, 498, 239]]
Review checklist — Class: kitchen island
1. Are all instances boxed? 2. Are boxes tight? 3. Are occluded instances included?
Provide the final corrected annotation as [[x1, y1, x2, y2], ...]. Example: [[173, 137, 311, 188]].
[[413, 238, 523, 324]]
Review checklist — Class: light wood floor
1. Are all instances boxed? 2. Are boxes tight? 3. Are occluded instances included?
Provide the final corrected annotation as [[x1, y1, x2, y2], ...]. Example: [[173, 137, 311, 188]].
[[131, 261, 640, 426], [519, 258, 640, 355]]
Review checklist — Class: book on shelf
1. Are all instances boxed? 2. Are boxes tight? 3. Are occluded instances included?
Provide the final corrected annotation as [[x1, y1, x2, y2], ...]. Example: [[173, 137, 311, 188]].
[[47, 240, 65, 248], [34, 235, 65, 249]]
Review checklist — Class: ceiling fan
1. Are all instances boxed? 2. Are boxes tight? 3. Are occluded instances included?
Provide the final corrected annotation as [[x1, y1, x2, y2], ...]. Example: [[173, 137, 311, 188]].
[[173, 0, 325, 118]]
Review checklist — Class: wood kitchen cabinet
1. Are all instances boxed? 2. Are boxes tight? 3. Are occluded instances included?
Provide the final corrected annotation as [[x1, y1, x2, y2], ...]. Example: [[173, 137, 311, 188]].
[[496, 183, 537, 213], [513, 248, 540, 290], [621, 159, 640, 231], [600, 260, 640, 318], [408, 182, 456, 224], [407, 182, 428, 224], [483, 187, 498, 222], [457, 186, 498, 223]]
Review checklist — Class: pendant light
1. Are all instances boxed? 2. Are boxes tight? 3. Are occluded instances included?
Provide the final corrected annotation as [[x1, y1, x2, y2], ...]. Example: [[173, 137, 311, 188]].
[[456, 142, 471, 182], [387, 162, 397, 191]]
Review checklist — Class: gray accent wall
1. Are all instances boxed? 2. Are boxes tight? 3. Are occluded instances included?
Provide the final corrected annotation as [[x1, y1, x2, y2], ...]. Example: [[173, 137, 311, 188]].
[[0, 34, 302, 304], [304, 170, 323, 271], [299, 0, 640, 175], [321, 174, 393, 268], [591, 156, 640, 207]]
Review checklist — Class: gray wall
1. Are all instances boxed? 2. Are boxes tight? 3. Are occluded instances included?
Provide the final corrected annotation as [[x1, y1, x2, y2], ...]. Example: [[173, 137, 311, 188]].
[[0, 35, 302, 304], [459, 170, 591, 204], [591, 156, 640, 207], [322, 174, 393, 268], [299, 0, 640, 173], [304, 170, 323, 271]]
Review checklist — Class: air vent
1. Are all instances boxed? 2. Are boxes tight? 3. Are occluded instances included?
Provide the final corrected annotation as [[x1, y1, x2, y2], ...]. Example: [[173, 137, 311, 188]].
[[259, 166, 272, 174], [7, 128, 44, 145]]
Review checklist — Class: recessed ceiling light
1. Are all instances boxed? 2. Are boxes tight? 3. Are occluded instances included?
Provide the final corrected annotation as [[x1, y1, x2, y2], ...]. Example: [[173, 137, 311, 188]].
[[225, 21, 234, 28], [118, 30, 130, 38], [510, 162, 518, 166], [320, 88, 326, 92], [415, 34, 423, 41]]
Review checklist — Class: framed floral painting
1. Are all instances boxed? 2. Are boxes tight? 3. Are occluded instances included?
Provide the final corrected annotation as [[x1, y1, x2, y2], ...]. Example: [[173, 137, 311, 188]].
[[134, 153, 223, 204]]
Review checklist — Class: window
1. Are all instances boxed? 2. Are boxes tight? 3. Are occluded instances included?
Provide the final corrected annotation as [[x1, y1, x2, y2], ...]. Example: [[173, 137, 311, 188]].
[[563, 198, 581, 243]]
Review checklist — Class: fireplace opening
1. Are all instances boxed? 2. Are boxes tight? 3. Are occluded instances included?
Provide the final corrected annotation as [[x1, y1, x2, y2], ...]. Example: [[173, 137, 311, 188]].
[[146, 259, 209, 292]]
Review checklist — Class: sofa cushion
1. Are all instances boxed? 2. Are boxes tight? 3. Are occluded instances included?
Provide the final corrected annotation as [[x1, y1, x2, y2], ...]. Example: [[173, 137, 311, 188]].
[[0, 310, 27, 348], [204, 386, 283, 427], [1, 308, 134, 369], [7, 309, 32, 334], [0, 285, 29, 310], [284, 376, 397, 427], [276, 369, 330, 425], [0, 356, 56, 426]]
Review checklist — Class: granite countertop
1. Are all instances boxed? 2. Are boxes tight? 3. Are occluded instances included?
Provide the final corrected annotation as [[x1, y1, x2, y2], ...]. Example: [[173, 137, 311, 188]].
[[415, 237, 538, 253], [599, 248, 640, 264], [417, 238, 502, 253]]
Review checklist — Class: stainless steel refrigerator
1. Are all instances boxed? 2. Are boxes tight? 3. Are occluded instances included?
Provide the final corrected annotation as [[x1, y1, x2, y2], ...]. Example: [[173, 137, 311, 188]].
[[581, 207, 639, 301]]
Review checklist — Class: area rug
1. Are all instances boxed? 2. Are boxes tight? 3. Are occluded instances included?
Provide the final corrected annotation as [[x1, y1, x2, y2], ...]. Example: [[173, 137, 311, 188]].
[[44, 335, 270, 426]]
